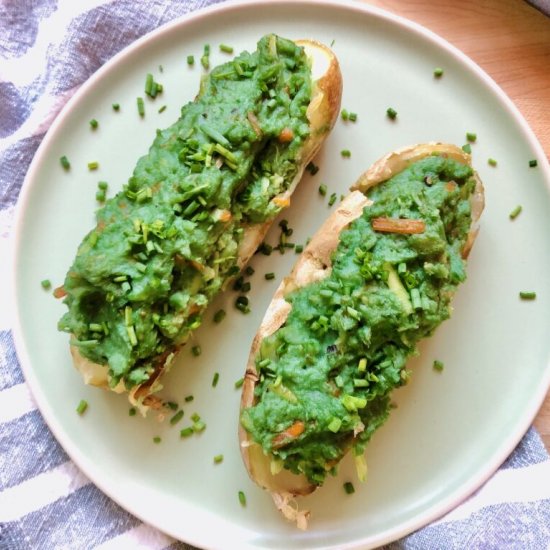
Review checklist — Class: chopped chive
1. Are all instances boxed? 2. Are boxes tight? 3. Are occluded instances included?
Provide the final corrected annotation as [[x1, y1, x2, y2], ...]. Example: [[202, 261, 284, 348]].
[[509, 205, 522, 220], [306, 161, 319, 175], [60, 155, 71, 170], [219, 43, 234, 54], [519, 291, 536, 300], [466, 132, 477, 143], [76, 399, 88, 415], [201, 44, 210, 69], [137, 96, 145, 117], [191, 345, 202, 357], [184, 395, 194, 402], [159, 64, 164, 73], [98, 180, 108, 190], [433, 360, 444, 372], [41, 279, 51, 290], [234, 377, 244, 389], [327, 417, 342, 433], [318, 183, 327, 196], [462, 143, 472, 154], [343, 482, 355, 494], [328, 193, 337, 206], [488, 158, 498, 167], [235, 295, 250, 314], [265, 272, 275, 280], [158, 105, 167, 113], [95, 190, 106, 202], [87, 161, 99, 170], [187, 55, 194, 66], [180, 427, 194, 438], [89, 119, 99, 129], [348, 112, 357, 122], [340, 149, 351, 158], [358, 358, 367, 372], [129, 407, 136, 416], [259, 242, 273, 256], [386, 107, 397, 120], [166, 401, 178, 411], [245, 266, 255, 276], [241, 281, 251, 293], [529, 159, 538, 168], [213, 309, 226, 323], [341, 109, 349, 121], [112, 103, 120, 111], [238, 490, 246, 506], [192, 420, 206, 432], [153, 436, 161, 444], [295, 244, 304, 254], [212, 372, 220, 387], [170, 410, 184, 425], [145, 73, 154, 96], [213, 454, 224, 464], [433, 67, 444, 77]]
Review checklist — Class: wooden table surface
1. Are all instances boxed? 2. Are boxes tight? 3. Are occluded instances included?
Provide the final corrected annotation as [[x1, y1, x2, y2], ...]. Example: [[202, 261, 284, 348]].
[[360, 0, 550, 451]]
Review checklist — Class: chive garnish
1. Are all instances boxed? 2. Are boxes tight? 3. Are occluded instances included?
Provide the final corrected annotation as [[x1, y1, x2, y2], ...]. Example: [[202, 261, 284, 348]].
[[41, 279, 51, 290], [98, 180, 108, 190], [76, 400, 88, 415], [158, 105, 167, 113], [488, 158, 497, 167], [433, 360, 444, 372], [129, 407, 136, 416], [235, 295, 250, 314], [219, 44, 234, 54], [95, 190, 106, 202], [184, 395, 194, 402], [60, 155, 71, 170], [341, 109, 349, 121], [343, 482, 355, 494], [348, 112, 357, 122], [466, 132, 477, 143], [529, 159, 538, 168], [192, 345, 202, 357], [213, 454, 224, 464], [318, 183, 327, 196], [145, 73, 154, 96], [386, 107, 397, 120], [201, 44, 210, 69], [87, 161, 99, 170], [170, 410, 184, 425], [166, 401, 178, 411], [180, 427, 194, 438], [212, 372, 220, 387], [137, 96, 145, 117], [306, 161, 319, 175], [193, 420, 206, 433], [328, 193, 337, 206], [234, 377, 244, 389], [245, 266, 255, 276], [462, 143, 472, 154], [434, 67, 444, 77], [509, 205, 522, 220], [340, 149, 351, 158], [153, 436, 161, 444], [295, 244, 304, 254], [213, 309, 226, 323], [112, 103, 120, 111], [519, 291, 536, 300], [238, 491, 246, 506], [187, 55, 194, 66], [265, 272, 275, 280], [89, 119, 99, 129]]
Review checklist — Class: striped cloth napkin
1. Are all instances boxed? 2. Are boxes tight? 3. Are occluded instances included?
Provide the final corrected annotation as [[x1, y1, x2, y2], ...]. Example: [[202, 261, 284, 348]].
[[1, 1, 549, 549]]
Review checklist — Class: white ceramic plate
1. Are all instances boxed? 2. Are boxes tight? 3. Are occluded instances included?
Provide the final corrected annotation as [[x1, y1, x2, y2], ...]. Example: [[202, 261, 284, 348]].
[[13, 1, 550, 548]]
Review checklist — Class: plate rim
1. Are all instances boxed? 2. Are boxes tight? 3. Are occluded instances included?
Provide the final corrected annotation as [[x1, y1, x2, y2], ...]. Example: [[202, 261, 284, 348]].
[[11, 0, 550, 548]]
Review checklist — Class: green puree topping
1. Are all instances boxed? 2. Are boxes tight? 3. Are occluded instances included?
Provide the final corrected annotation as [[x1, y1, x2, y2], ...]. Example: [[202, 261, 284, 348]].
[[58, 35, 313, 389], [240, 155, 476, 485]]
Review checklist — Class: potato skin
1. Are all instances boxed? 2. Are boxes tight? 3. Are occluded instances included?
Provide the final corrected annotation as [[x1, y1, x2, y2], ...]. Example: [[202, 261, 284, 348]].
[[71, 39, 343, 414], [238, 142, 485, 523]]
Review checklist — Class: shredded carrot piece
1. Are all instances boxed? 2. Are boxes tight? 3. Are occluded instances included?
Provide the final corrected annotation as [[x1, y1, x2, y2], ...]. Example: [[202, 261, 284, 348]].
[[272, 420, 305, 449], [371, 217, 425, 234], [218, 209, 231, 222], [278, 127, 294, 143], [273, 196, 290, 208], [53, 286, 67, 299], [445, 181, 457, 192]]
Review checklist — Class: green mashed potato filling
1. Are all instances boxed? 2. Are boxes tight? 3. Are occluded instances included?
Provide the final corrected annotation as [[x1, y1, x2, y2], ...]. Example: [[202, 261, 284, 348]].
[[58, 34, 313, 389], [240, 155, 476, 486]]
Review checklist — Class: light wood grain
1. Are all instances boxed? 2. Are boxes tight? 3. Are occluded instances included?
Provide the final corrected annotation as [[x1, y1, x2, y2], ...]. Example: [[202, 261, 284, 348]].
[[360, 0, 550, 452]]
